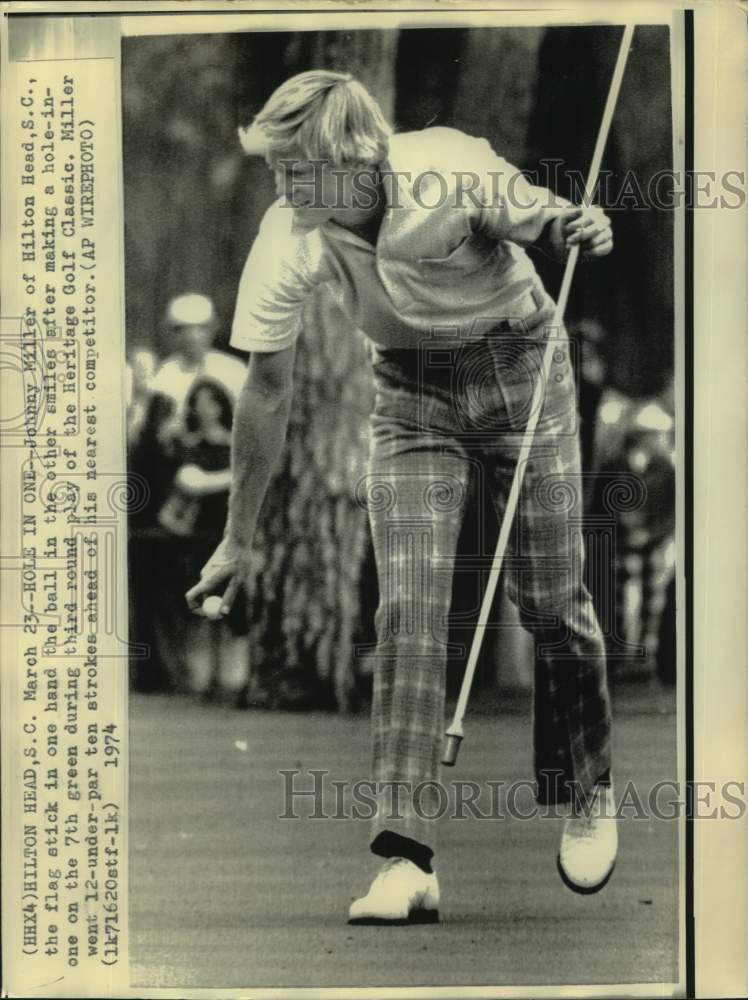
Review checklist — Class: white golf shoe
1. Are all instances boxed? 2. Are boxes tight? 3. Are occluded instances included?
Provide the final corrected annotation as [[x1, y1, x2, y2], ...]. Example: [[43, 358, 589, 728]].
[[348, 857, 440, 925], [557, 782, 618, 894]]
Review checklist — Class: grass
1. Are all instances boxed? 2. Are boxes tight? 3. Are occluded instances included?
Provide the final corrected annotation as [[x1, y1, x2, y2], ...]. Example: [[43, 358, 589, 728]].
[[129, 683, 679, 990]]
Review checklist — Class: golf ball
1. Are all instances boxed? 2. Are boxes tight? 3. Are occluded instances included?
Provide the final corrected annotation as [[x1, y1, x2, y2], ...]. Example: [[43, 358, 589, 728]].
[[202, 595, 224, 620]]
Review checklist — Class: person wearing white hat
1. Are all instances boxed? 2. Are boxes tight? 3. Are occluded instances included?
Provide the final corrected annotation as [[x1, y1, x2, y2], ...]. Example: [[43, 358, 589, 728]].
[[152, 293, 247, 419]]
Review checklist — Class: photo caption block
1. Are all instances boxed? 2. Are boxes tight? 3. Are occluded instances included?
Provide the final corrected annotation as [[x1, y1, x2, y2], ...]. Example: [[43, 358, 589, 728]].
[[2, 40, 129, 998]]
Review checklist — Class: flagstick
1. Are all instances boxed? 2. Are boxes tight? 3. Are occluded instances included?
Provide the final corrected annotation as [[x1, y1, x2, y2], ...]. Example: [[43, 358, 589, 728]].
[[443, 24, 635, 766]]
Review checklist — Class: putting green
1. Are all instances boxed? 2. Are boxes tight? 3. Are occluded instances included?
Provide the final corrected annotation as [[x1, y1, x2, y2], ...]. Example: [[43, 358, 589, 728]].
[[129, 686, 679, 989]]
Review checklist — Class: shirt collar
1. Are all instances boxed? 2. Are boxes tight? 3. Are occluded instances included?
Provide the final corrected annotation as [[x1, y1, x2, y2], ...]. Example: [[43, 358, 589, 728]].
[[320, 142, 415, 251]]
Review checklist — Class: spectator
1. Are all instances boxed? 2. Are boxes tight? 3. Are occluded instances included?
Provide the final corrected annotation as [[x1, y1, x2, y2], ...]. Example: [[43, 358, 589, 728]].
[[586, 390, 676, 678], [152, 293, 247, 421], [159, 378, 250, 696], [129, 295, 249, 693], [128, 389, 183, 692]]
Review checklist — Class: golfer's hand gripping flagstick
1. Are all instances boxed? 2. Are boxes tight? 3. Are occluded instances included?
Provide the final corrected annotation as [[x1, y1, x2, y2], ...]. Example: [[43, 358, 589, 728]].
[[443, 24, 635, 767]]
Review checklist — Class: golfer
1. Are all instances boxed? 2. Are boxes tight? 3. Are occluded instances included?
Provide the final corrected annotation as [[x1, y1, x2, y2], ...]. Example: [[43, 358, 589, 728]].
[[187, 70, 618, 923]]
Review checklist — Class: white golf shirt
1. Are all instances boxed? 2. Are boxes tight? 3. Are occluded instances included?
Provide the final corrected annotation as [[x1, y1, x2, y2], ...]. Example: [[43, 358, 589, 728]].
[[230, 127, 562, 353]]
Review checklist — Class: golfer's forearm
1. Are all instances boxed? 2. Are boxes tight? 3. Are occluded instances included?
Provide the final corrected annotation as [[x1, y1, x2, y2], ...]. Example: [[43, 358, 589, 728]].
[[225, 379, 293, 548], [480, 184, 571, 251], [533, 193, 573, 259]]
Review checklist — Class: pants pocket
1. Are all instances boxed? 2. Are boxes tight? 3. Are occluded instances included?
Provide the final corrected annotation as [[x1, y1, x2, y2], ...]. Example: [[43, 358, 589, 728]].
[[485, 323, 576, 435], [485, 336, 547, 432]]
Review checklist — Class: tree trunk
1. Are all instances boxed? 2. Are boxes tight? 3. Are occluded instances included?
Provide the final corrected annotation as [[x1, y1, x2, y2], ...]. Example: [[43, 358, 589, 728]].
[[450, 27, 545, 167], [247, 290, 375, 711]]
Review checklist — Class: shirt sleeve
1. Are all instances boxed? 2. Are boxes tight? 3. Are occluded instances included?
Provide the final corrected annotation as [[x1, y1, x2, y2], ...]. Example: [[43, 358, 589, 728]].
[[230, 201, 321, 354], [468, 137, 569, 247]]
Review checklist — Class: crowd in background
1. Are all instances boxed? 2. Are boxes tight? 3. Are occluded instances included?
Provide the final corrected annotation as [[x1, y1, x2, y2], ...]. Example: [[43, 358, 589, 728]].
[[127, 292, 676, 706], [571, 319, 676, 686], [127, 294, 250, 699]]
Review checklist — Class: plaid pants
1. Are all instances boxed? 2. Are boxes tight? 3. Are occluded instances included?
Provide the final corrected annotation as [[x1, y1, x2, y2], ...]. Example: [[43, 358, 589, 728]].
[[362, 290, 612, 853]]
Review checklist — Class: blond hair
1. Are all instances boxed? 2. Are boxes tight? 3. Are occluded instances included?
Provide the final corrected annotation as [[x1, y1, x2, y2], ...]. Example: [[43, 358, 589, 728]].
[[243, 70, 392, 167]]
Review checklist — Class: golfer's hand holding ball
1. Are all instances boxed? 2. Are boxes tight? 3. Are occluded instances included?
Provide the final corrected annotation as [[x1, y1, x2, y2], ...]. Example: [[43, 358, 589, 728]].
[[549, 205, 613, 261], [185, 534, 250, 620], [202, 595, 224, 621]]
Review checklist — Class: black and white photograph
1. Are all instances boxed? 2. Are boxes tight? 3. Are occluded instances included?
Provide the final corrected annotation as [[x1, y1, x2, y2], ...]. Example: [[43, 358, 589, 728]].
[[123, 13, 680, 990], [2, 3, 747, 998]]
